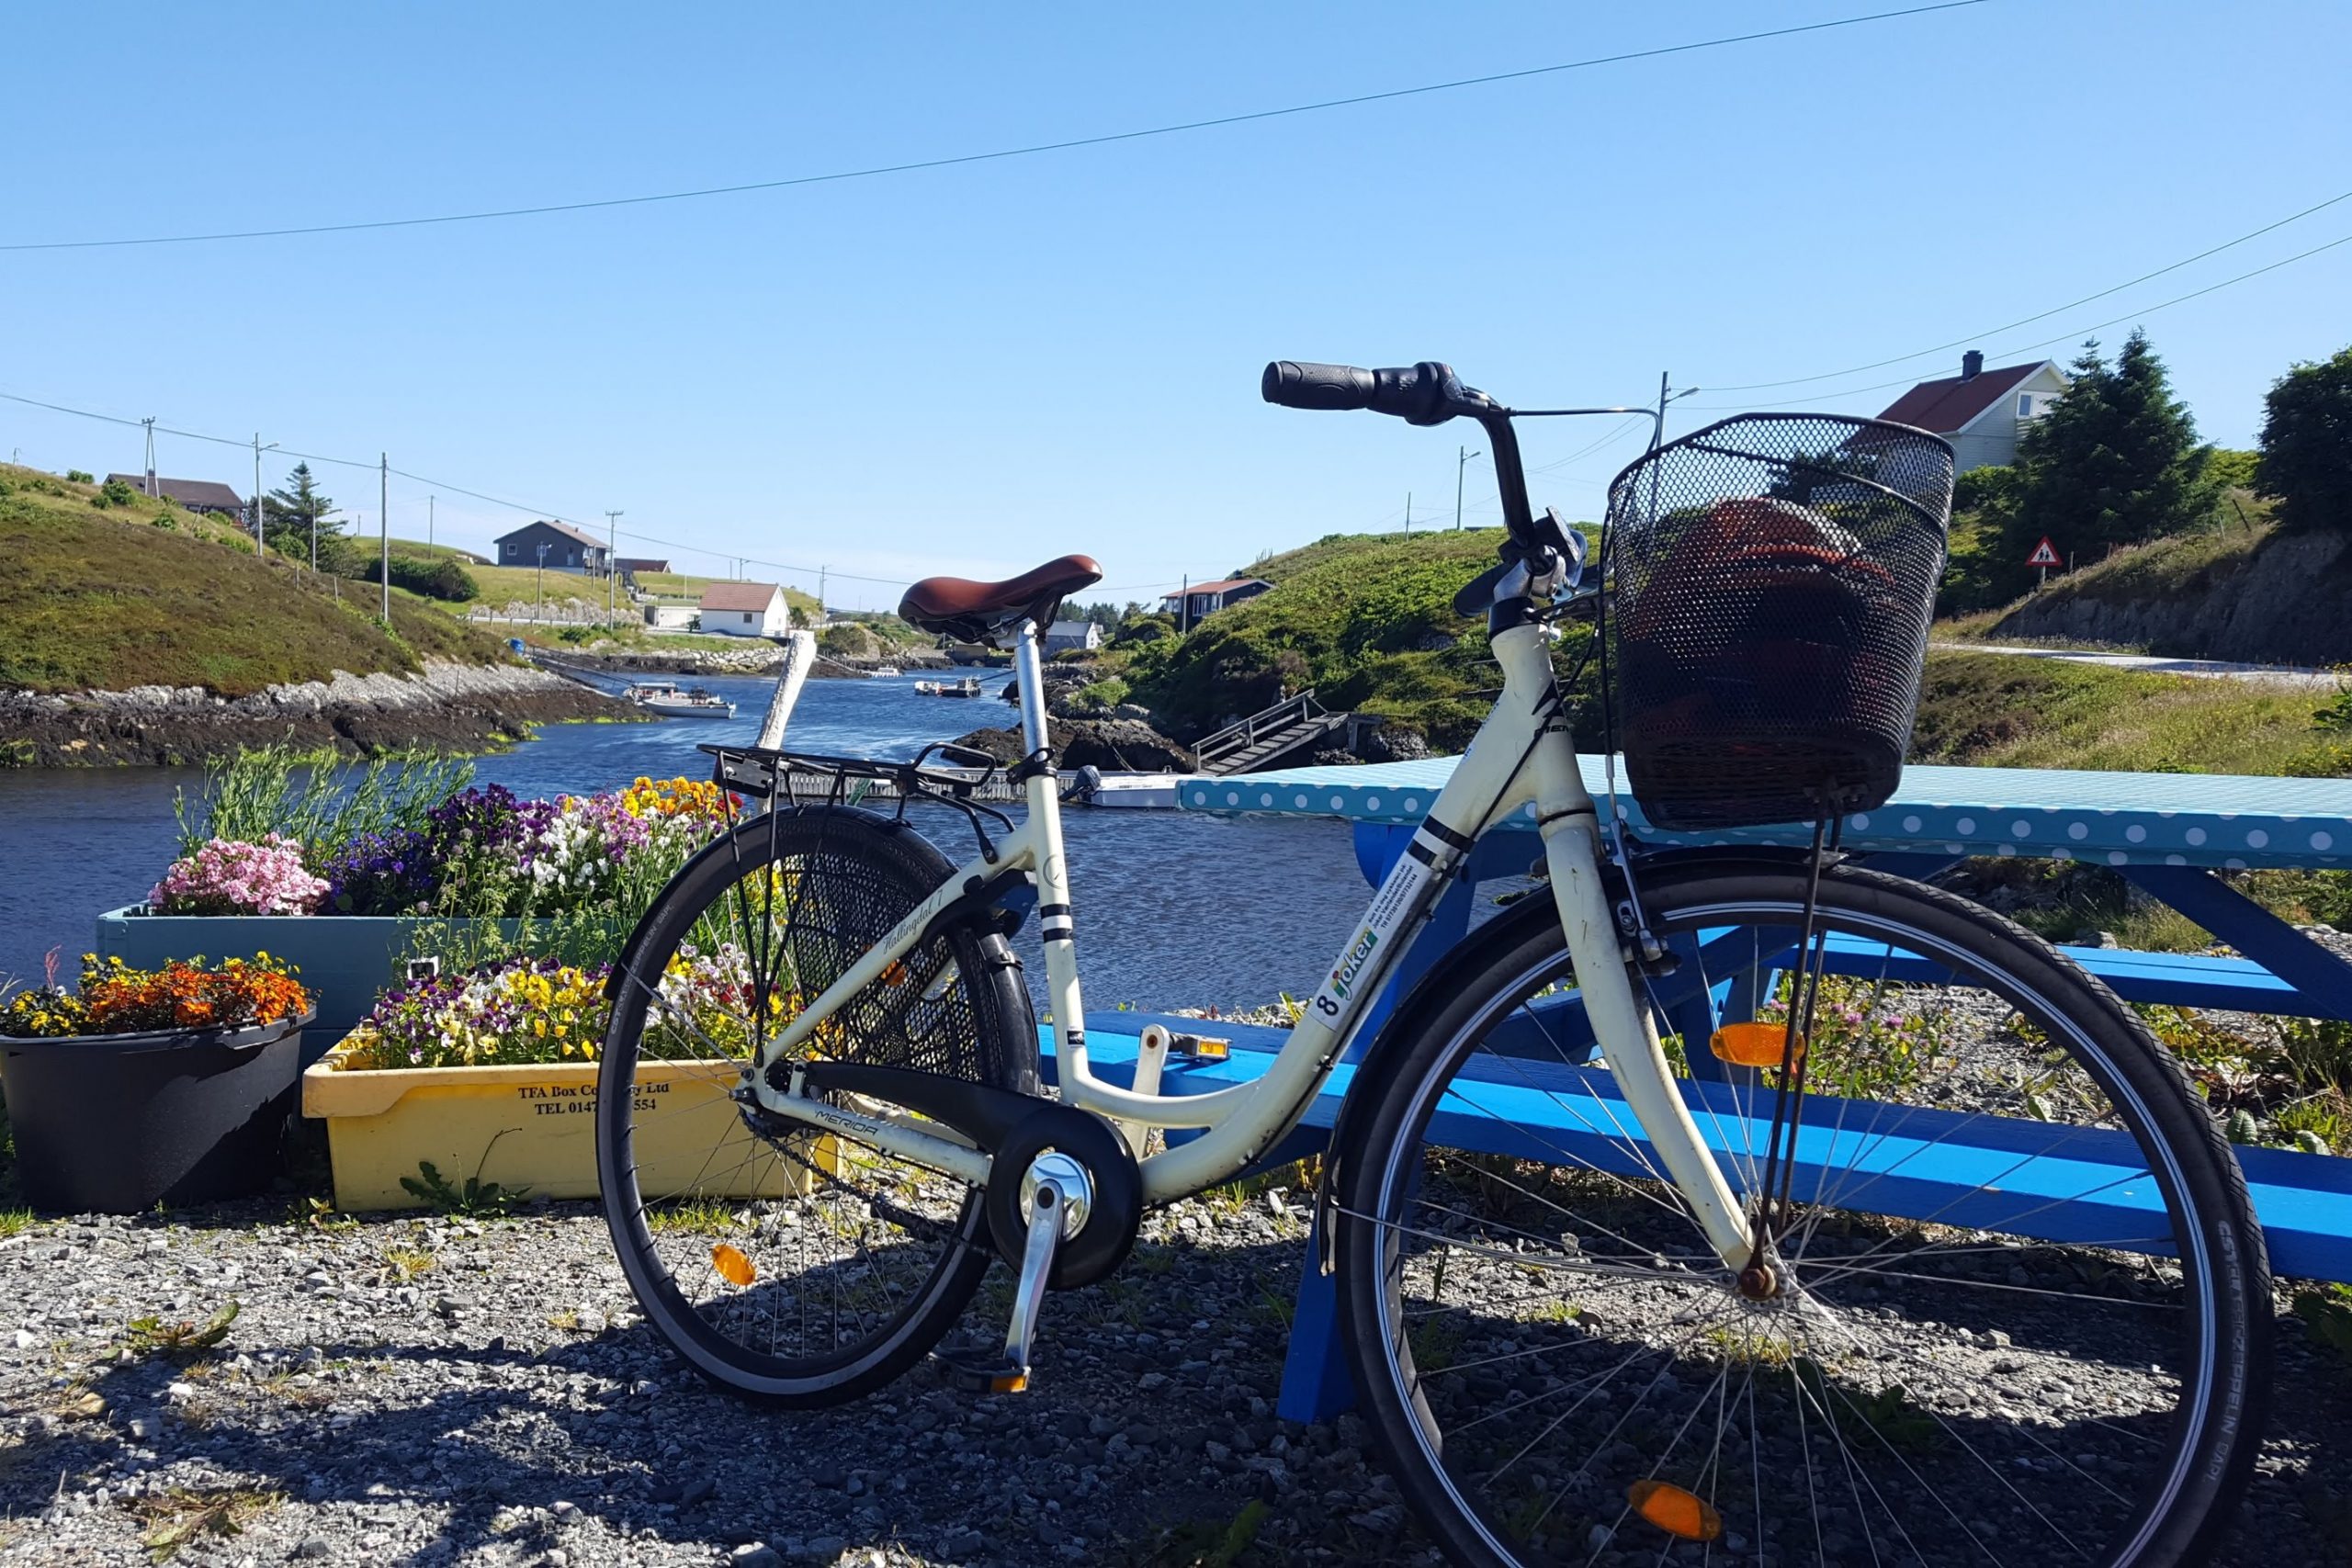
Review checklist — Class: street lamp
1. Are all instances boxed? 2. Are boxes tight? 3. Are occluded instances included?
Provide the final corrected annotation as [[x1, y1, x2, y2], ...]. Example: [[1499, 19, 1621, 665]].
[[536, 542, 550, 623], [1454, 445, 1482, 531]]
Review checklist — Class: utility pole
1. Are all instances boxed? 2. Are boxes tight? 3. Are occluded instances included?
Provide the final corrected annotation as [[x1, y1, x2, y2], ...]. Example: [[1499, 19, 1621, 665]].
[[605, 510, 623, 625], [309, 495, 319, 571], [250, 434, 277, 554], [427, 495, 435, 552], [536, 542, 549, 622], [1404, 491, 1412, 537], [141, 418, 157, 494], [1454, 445, 1481, 531], [1178, 574, 1189, 635], [817, 565, 827, 625]]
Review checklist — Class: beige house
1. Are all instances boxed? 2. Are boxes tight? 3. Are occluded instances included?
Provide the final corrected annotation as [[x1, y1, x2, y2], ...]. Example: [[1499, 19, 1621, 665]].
[[1877, 350, 2072, 471]]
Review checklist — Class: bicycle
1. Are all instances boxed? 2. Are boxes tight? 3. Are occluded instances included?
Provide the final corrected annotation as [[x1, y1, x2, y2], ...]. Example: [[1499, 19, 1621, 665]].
[[596, 361, 2269, 1566]]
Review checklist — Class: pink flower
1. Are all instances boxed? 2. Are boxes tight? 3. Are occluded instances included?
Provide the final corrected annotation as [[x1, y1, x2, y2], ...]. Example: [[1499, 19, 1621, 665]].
[[151, 835, 329, 917]]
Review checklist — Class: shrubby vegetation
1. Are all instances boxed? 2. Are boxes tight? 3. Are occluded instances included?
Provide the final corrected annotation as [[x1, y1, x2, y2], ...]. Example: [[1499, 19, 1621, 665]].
[[2257, 344, 2352, 533]]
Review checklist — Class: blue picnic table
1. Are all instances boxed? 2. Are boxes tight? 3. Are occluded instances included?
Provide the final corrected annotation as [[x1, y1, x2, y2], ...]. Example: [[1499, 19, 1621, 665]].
[[1090, 756, 2352, 1420]]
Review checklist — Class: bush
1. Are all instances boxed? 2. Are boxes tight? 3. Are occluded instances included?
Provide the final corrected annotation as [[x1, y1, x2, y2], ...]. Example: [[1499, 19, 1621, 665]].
[[358, 553, 478, 602], [64, 469, 93, 484], [2257, 344, 2352, 533], [96, 478, 138, 508]]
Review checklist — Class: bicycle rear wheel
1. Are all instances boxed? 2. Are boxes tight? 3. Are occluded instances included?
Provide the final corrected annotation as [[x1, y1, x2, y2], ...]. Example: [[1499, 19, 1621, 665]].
[[597, 805, 1034, 1406], [1333, 856, 2267, 1567]]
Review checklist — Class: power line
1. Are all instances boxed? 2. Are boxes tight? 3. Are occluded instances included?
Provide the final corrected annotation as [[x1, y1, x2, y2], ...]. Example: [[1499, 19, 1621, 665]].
[[1684, 226, 2352, 411], [0, 385, 918, 587], [0, 3, 1987, 254], [1704, 186, 2352, 394]]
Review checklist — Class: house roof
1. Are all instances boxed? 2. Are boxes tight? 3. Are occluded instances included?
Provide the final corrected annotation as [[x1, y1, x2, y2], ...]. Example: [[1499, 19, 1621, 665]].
[[1046, 620, 1099, 638], [104, 474, 243, 510], [495, 518, 606, 550], [1875, 360, 2054, 434], [699, 581, 783, 612], [1167, 577, 1271, 598], [613, 558, 670, 572]]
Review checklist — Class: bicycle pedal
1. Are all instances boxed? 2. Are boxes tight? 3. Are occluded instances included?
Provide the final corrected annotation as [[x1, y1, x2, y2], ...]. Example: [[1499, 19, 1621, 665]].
[[934, 1343, 1031, 1394], [1170, 1032, 1230, 1062]]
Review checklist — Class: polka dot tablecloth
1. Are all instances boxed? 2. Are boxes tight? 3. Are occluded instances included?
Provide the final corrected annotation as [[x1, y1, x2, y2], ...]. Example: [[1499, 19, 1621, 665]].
[[1180, 758, 2352, 871]]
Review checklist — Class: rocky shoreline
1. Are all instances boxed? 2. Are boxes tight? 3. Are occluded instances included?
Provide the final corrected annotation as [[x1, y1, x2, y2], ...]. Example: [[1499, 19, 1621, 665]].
[[0, 661, 642, 769]]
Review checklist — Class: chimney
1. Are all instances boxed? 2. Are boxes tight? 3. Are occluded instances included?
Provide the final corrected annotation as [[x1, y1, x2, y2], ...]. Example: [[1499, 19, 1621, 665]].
[[1960, 350, 1984, 382]]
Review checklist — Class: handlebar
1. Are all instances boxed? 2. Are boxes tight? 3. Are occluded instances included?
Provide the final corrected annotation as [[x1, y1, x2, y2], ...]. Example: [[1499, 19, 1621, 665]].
[[1260, 360, 1474, 427], [1262, 355, 1539, 545]]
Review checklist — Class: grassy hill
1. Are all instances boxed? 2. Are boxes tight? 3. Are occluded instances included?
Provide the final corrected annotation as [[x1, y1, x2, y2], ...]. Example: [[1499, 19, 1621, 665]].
[[0, 464, 511, 696], [1116, 528, 1554, 746]]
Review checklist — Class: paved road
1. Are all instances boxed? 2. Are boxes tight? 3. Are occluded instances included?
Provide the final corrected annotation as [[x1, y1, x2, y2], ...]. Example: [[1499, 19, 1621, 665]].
[[1933, 641, 2346, 689]]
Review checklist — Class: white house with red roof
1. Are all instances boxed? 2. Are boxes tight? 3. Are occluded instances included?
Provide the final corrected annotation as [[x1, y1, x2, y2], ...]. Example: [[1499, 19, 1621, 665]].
[[697, 581, 789, 637], [1876, 350, 2072, 471]]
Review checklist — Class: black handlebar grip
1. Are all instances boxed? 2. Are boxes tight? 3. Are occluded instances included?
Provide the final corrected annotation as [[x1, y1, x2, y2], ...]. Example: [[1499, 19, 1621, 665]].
[[1262, 360, 1378, 412]]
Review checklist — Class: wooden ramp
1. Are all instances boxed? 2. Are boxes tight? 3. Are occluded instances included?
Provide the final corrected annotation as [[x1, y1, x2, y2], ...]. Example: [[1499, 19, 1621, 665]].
[[1193, 691, 1351, 775]]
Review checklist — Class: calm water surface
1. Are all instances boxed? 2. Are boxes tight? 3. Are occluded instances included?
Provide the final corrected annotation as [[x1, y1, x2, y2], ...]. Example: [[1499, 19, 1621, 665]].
[[0, 671, 1367, 1010]]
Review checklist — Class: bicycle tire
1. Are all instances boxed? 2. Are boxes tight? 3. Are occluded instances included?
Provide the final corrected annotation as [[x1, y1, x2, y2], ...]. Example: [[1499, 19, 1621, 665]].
[[597, 805, 1035, 1406], [1332, 854, 2268, 1567]]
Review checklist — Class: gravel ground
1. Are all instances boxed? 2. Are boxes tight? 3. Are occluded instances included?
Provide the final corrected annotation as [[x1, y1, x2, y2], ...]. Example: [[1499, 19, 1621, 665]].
[[0, 1185, 2346, 1568]]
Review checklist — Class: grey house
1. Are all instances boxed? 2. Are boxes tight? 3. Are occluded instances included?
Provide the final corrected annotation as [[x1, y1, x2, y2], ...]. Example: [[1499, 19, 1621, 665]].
[[492, 520, 609, 575], [104, 471, 245, 518]]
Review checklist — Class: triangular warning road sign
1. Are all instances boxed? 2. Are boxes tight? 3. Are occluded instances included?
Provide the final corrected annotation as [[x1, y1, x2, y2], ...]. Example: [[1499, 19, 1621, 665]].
[[2026, 536, 2062, 568]]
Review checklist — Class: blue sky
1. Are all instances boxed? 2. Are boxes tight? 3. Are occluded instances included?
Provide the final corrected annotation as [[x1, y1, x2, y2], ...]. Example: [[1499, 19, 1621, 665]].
[[5, 2, 2347, 610]]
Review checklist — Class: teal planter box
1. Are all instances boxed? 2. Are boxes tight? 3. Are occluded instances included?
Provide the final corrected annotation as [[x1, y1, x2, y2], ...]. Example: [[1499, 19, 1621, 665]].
[[94, 908, 523, 1059]]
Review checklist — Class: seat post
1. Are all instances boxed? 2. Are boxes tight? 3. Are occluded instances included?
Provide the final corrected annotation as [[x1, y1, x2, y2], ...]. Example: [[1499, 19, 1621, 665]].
[[1011, 619, 1051, 758]]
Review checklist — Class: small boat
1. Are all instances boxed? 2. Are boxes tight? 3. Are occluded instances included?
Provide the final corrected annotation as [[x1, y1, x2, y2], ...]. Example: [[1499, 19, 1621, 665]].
[[914, 676, 985, 698], [622, 681, 737, 719], [871, 664, 901, 679]]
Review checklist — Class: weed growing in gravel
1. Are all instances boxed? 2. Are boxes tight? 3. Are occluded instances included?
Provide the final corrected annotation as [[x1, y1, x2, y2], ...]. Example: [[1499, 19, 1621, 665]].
[[1143, 1498, 1269, 1567], [0, 1209, 34, 1239], [399, 1148, 528, 1216], [379, 1242, 436, 1281], [124, 1300, 239, 1361], [645, 1196, 735, 1235], [127, 1485, 280, 1560], [2293, 1286, 2352, 1365], [286, 1195, 356, 1234]]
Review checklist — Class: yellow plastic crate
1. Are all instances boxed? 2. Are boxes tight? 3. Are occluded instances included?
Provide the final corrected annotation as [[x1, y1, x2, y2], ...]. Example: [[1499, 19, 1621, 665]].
[[300, 1037, 807, 1212]]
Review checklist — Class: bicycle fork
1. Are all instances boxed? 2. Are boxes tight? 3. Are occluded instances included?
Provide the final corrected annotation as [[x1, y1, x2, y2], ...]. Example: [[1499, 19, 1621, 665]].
[[1529, 745, 1758, 1275]]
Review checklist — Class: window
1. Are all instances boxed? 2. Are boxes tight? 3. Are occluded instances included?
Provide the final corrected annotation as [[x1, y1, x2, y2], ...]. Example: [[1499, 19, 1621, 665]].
[[2017, 393, 2034, 417], [742, 612, 753, 625], [505, 543, 517, 557]]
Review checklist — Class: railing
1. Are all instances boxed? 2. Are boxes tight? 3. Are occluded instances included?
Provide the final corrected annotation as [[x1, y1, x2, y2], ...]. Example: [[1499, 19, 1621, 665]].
[[1194, 690, 1330, 771]]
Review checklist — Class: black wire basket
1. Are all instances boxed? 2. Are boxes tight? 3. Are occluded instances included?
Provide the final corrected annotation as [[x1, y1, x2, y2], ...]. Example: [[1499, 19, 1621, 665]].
[[1603, 413, 1955, 830]]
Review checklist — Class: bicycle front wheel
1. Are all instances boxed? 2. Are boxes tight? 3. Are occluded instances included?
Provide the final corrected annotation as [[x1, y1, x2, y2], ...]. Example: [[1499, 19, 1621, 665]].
[[597, 805, 1035, 1406], [1333, 856, 2267, 1568]]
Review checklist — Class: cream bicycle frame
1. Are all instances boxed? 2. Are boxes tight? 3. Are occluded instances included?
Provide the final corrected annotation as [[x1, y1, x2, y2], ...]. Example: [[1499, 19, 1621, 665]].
[[747, 618, 1755, 1271]]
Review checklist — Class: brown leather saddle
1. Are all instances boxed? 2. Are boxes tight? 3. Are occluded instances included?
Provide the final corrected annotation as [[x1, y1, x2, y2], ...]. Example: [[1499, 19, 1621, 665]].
[[898, 554, 1102, 645]]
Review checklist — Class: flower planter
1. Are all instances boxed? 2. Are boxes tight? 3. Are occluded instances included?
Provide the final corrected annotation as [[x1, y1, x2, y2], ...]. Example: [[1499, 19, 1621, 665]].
[[300, 1037, 808, 1212], [0, 1010, 312, 1213], [95, 908, 525, 1058]]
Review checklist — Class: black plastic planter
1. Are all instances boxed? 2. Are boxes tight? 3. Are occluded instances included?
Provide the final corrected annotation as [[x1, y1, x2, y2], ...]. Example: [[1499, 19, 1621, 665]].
[[0, 1010, 312, 1213]]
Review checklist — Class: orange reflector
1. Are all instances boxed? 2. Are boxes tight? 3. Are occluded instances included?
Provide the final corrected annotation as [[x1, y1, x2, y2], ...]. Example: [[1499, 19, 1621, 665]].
[[1711, 1021, 1804, 1068], [991, 1372, 1029, 1393], [710, 1244, 756, 1287], [1628, 1479, 1722, 1542]]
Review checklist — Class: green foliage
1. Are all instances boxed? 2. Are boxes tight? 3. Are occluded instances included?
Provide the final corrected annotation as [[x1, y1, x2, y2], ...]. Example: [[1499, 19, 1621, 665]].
[[359, 554, 477, 603], [94, 478, 139, 509], [262, 462, 357, 569], [399, 1150, 528, 1216], [2294, 1289, 2352, 1364], [2014, 332, 2220, 556], [2256, 344, 2352, 533], [1067, 676, 1130, 714], [1110, 614, 1175, 647], [2202, 447, 2260, 491], [174, 745, 473, 859], [63, 468, 93, 484], [1936, 464, 2033, 614], [124, 1298, 240, 1360]]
